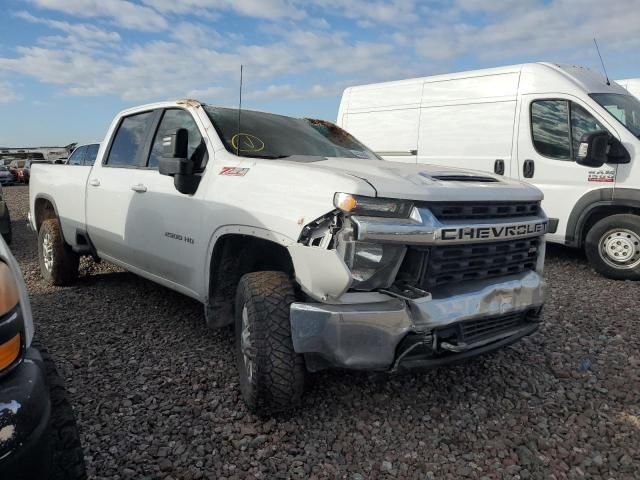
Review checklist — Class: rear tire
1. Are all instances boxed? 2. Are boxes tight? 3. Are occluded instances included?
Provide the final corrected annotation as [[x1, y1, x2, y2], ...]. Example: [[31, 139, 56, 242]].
[[585, 214, 640, 280], [38, 219, 79, 286], [235, 271, 305, 415]]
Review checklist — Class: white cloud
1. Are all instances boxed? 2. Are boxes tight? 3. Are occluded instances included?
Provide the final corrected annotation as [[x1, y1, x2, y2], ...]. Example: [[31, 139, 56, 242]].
[[415, 0, 640, 63], [28, 0, 168, 31], [307, 0, 419, 24], [14, 11, 121, 43], [142, 0, 306, 20], [170, 22, 223, 47]]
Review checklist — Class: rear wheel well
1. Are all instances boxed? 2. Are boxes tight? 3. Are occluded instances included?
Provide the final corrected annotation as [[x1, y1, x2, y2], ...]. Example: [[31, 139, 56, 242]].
[[580, 205, 640, 246], [34, 197, 58, 232], [206, 234, 295, 328]]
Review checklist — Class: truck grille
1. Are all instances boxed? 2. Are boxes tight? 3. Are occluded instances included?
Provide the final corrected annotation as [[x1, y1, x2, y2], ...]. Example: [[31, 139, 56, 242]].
[[425, 201, 540, 221], [398, 238, 540, 290], [432, 311, 530, 346], [458, 312, 526, 344]]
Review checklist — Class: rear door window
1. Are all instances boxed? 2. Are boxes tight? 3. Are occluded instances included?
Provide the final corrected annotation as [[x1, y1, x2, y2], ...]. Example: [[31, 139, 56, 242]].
[[105, 112, 155, 167], [84, 144, 100, 166]]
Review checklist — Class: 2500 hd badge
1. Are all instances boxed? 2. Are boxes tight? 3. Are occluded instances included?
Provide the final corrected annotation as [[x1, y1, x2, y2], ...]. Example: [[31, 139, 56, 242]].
[[440, 221, 547, 241]]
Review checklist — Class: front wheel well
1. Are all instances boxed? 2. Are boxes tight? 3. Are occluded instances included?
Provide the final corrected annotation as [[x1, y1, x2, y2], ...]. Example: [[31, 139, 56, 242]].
[[34, 197, 58, 232], [580, 205, 640, 246], [206, 234, 295, 328]]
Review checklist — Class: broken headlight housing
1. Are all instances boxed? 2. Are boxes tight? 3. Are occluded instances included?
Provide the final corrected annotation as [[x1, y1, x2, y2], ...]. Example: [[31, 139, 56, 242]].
[[337, 222, 406, 291]]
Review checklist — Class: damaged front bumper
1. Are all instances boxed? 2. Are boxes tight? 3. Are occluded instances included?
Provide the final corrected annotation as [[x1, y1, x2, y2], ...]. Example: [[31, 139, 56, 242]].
[[290, 270, 545, 372]]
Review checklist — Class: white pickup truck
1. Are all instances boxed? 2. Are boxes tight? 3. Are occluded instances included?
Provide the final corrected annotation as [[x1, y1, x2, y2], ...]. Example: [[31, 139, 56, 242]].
[[29, 99, 548, 413]]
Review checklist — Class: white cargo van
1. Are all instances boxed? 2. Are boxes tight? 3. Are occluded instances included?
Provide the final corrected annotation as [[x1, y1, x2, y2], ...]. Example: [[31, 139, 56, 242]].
[[338, 63, 640, 279], [617, 78, 640, 100]]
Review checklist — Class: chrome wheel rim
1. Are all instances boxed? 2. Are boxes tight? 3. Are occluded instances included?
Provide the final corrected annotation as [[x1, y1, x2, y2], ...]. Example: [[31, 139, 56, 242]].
[[599, 228, 640, 270], [240, 305, 254, 382], [42, 232, 54, 272]]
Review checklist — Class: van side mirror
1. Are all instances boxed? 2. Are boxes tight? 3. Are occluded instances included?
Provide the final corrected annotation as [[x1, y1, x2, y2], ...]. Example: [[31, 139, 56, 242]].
[[576, 131, 609, 167], [158, 128, 200, 194]]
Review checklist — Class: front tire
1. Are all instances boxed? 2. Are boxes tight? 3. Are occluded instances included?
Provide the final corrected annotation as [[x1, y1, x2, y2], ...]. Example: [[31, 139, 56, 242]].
[[585, 214, 640, 280], [235, 271, 305, 415], [38, 219, 79, 286]]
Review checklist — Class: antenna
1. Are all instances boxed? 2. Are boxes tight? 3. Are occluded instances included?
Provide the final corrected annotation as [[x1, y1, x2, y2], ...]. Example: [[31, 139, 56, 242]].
[[593, 38, 610, 86], [236, 64, 243, 156]]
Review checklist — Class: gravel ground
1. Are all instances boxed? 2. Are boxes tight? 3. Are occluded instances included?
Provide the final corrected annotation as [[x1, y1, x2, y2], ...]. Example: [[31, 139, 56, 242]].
[[4, 185, 639, 479]]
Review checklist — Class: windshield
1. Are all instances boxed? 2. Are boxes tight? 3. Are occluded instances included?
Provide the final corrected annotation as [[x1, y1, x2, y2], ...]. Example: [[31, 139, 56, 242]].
[[204, 107, 379, 160], [590, 93, 640, 138]]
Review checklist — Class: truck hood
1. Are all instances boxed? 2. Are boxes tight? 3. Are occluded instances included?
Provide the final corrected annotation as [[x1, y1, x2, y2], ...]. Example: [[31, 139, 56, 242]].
[[284, 157, 543, 203]]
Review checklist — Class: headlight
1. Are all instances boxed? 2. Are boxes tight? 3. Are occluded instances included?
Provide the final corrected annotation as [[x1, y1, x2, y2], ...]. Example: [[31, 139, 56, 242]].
[[334, 193, 413, 218], [0, 261, 22, 372], [336, 223, 406, 291]]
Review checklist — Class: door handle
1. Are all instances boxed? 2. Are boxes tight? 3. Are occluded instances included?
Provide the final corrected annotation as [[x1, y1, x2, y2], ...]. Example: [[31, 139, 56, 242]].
[[89, 178, 100, 187], [494, 159, 505, 175], [131, 184, 147, 193], [523, 159, 535, 178]]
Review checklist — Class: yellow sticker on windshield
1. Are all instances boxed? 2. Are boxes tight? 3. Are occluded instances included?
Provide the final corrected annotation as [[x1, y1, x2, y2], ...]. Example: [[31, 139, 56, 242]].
[[231, 133, 265, 153]]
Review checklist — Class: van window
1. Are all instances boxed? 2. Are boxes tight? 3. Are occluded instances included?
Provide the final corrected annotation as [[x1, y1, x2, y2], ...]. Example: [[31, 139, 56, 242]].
[[590, 93, 640, 138], [531, 100, 571, 160], [105, 111, 154, 167], [570, 104, 604, 160]]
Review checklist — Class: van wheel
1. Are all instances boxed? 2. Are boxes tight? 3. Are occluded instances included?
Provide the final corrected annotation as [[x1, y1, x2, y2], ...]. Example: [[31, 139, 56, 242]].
[[235, 271, 305, 415], [585, 214, 640, 280], [38, 219, 79, 286]]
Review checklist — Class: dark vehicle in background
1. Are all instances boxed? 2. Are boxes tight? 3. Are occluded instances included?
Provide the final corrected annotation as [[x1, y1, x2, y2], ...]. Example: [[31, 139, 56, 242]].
[[20, 159, 50, 185], [0, 236, 86, 479], [0, 166, 16, 186], [66, 143, 100, 166]]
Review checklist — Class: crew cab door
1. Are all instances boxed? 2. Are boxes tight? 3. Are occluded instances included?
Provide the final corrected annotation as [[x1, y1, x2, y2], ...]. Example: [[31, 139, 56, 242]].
[[86, 108, 208, 296], [517, 95, 619, 244]]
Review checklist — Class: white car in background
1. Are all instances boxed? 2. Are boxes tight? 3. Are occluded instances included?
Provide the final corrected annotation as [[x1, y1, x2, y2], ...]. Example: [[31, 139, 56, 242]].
[[616, 78, 640, 100]]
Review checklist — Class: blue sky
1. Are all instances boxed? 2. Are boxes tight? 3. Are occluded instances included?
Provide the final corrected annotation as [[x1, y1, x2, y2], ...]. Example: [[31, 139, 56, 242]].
[[0, 0, 639, 146]]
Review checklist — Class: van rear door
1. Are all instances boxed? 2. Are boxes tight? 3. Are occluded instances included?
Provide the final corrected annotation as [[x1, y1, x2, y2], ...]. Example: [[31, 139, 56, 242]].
[[517, 94, 619, 244]]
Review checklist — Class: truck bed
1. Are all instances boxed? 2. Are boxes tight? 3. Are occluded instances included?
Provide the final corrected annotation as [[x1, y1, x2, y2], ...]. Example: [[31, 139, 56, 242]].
[[29, 164, 92, 247]]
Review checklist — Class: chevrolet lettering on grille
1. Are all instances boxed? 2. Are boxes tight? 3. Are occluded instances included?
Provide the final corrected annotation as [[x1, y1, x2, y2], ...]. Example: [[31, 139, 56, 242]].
[[440, 221, 548, 242]]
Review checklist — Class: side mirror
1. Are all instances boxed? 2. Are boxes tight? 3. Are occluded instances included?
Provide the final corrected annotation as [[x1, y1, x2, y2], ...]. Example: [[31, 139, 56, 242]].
[[158, 128, 200, 195], [607, 136, 631, 164], [576, 131, 609, 167]]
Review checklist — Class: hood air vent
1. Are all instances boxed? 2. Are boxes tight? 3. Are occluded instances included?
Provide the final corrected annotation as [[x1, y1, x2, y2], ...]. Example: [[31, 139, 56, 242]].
[[431, 174, 499, 183]]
